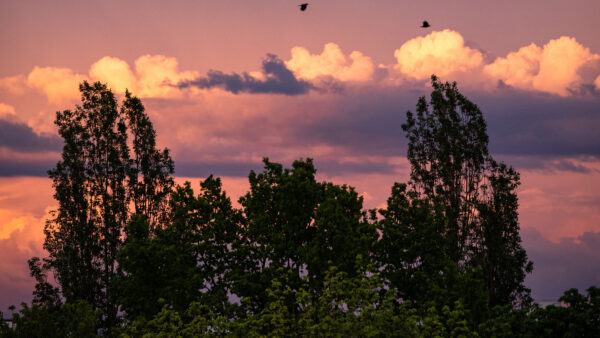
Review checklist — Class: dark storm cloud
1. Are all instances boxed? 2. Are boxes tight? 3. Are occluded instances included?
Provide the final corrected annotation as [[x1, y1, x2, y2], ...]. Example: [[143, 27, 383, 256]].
[[0, 119, 62, 152], [179, 54, 314, 95], [522, 228, 600, 301]]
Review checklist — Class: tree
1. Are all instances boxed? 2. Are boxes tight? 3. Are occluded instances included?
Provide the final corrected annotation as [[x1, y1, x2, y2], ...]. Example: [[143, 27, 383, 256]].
[[122, 92, 174, 229], [32, 82, 174, 329], [234, 158, 377, 312], [401, 76, 490, 264], [381, 76, 532, 310], [114, 176, 243, 321], [477, 161, 533, 308], [2, 300, 98, 338]]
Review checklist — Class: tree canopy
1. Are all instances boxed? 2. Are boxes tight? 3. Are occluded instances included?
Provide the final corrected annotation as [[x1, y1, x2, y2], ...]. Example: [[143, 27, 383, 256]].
[[3, 78, 598, 337]]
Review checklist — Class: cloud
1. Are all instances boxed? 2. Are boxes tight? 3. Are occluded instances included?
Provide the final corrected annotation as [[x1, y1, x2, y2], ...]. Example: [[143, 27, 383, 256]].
[[89, 54, 197, 98], [0, 75, 28, 95], [393, 29, 484, 80], [133, 55, 198, 97], [89, 56, 137, 93], [523, 228, 600, 301], [180, 54, 313, 95], [0, 177, 54, 311], [21, 55, 198, 104], [471, 90, 600, 157], [0, 209, 49, 311], [0, 103, 17, 120], [485, 36, 599, 96], [0, 118, 62, 153], [7, 33, 600, 108], [26, 66, 89, 104], [286, 43, 375, 82]]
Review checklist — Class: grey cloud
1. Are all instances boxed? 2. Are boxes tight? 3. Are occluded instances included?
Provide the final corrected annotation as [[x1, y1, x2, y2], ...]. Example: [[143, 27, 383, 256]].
[[179, 54, 314, 95], [0, 160, 57, 177], [289, 86, 600, 171], [162, 82, 600, 176], [522, 228, 600, 301], [494, 155, 600, 174], [472, 90, 600, 157], [0, 118, 61, 177], [0, 119, 62, 152]]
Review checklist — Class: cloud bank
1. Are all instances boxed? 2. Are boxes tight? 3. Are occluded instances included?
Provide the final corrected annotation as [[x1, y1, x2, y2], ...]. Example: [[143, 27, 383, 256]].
[[3, 30, 599, 107]]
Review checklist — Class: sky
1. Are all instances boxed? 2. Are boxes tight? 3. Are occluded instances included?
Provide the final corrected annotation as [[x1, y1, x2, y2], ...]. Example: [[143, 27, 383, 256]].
[[1, 0, 600, 310]]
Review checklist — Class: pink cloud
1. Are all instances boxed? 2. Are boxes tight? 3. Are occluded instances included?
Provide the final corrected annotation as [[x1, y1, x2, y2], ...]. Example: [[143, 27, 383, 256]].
[[0, 103, 17, 120], [26, 66, 88, 104], [89, 56, 137, 93], [518, 164, 600, 241], [286, 43, 375, 82], [393, 29, 484, 80], [485, 36, 599, 96], [0, 177, 54, 311], [0, 75, 28, 95], [90, 55, 198, 98]]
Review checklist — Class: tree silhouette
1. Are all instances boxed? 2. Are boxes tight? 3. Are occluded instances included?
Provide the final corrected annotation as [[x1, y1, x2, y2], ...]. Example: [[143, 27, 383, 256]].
[[31, 82, 173, 330], [392, 75, 532, 308]]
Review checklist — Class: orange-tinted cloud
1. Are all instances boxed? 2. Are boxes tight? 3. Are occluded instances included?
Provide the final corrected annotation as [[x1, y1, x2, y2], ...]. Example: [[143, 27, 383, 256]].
[[0, 103, 17, 120], [90, 54, 198, 98], [286, 43, 375, 82], [485, 36, 599, 96], [393, 29, 484, 80], [27, 67, 89, 104], [133, 55, 197, 97], [23, 55, 197, 104], [89, 56, 137, 93], [0, 75, 28, 95], [0, 177, 54, 310]]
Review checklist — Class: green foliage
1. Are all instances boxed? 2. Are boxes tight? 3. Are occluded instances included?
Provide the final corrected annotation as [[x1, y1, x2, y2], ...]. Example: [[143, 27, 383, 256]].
[[115, 176, 243, 322], [235, 158, 377, 312], [113, 215, 198, 321], [132, 264, 420, 337], [3, 300, 98, 338], [528, 287, 600, 337]]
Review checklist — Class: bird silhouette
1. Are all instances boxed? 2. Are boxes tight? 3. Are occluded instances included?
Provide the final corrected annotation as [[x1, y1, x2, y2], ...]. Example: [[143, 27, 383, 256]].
[[299, 3, 308, 11], [421, 21, 430, 28]]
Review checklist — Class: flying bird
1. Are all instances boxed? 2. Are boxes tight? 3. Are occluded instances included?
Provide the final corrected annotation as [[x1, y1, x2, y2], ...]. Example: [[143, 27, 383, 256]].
[[421, 21, 430, 28], [299, 3, 308, 11]]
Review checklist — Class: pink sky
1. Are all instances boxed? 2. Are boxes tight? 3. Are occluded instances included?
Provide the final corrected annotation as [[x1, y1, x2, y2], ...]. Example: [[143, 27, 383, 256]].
[[1, 0, 600, 308]]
